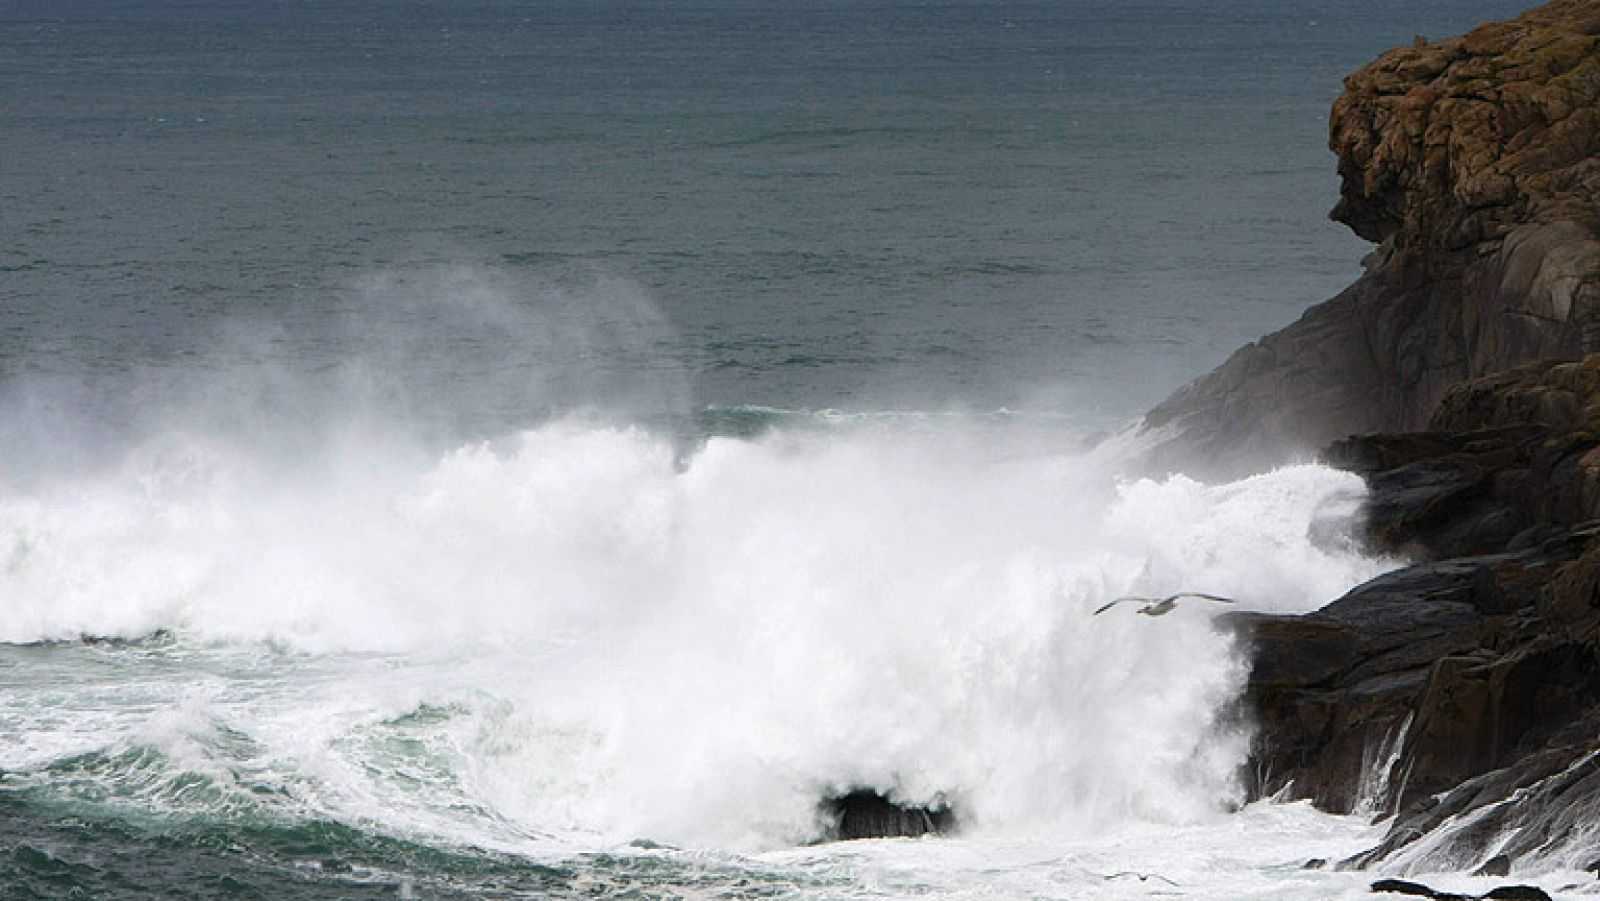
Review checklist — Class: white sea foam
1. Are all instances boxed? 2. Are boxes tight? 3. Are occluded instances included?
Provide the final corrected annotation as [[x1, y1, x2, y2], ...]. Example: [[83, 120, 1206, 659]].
[[0, 416, 1393, 854]]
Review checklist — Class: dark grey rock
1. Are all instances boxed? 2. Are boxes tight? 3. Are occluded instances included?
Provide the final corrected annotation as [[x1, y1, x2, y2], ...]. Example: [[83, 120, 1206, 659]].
[[819, 790, 955, 841], [1371, 878, 1471, 899]]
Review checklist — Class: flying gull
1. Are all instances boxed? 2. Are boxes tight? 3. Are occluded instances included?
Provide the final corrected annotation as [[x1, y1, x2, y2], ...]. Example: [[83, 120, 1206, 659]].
[[1092, 592, 1235, 617], [1102, 871, 1181, 887]]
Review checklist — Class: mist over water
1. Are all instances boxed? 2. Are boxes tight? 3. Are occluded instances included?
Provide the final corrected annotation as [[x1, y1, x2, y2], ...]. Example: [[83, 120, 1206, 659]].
[[0, 268, 695, 488]]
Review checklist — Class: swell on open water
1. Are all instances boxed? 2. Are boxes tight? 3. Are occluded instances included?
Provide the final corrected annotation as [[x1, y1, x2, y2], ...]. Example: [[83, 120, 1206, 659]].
[[1, 0, 1581, 897]]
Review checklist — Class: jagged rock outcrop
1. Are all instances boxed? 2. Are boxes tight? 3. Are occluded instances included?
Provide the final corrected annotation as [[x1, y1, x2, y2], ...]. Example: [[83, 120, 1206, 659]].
[[1329, 356, 1600, 559], [1234, 356, 1600, 873], [1330, 1, 1600, 254], [1143, 0, 1600, 478]]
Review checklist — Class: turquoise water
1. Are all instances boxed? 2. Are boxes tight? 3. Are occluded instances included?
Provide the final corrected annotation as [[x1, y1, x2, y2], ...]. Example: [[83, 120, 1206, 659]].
[[0, 1, 1544, 897]]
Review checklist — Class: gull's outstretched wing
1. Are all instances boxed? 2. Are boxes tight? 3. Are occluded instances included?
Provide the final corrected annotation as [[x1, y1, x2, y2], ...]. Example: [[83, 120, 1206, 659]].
[[1169, 592, 1235, 605], [1105, 872, 1180, 887], [1093, 596, 1150, 615]]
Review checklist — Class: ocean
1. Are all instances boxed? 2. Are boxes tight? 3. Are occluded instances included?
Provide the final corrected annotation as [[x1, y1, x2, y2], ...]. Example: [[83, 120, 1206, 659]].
[[0, 0, 1565, 897]]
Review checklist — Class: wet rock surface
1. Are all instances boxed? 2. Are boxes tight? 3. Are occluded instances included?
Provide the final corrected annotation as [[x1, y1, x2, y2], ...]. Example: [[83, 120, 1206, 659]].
[[1326, 356, 1600, 559], [819, 790, 955, 841], [1236, 356, 1600, 871], [1370, 880, 1554, 901]]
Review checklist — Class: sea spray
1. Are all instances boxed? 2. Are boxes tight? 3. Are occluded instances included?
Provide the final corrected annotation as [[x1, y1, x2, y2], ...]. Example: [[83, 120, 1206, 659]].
[[0, 267, 692, 495], [0, 416, 1394, 851]]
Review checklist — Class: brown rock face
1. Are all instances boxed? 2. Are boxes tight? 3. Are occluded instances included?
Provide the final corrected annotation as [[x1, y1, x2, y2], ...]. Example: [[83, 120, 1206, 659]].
[[1143, 0, 1600, 478], [1331, 1, 1600, 253]]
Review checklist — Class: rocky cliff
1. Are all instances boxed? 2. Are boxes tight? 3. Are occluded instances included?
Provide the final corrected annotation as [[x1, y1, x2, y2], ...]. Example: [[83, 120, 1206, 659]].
[[1143, 0, 1600, 479], [1135, 0, 1600, 877], [1234, 356, 1600, 874]]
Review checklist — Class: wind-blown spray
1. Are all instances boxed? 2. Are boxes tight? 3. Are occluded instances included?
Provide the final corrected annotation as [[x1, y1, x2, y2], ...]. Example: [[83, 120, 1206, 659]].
[[0, 413, 1389, 850]]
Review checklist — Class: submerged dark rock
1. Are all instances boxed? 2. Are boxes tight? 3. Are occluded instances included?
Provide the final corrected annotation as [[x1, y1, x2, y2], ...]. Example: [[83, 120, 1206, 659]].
[[1371, 878, 1472, 900], [1370, 880, 1553, 901], [820, 790, 955, 841], [1482, 889, 1556, 901]]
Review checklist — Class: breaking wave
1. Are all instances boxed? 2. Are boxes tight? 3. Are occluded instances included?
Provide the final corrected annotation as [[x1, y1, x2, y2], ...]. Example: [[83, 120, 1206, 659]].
[[0, 415, 1390, 849]]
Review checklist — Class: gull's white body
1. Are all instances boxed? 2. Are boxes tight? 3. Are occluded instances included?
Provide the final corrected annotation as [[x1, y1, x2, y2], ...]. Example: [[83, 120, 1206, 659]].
[[1092, 592, 1235, 617]]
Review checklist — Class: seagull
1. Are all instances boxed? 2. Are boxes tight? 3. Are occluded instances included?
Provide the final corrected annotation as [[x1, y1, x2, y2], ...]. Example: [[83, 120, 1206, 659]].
[[1102, 871, 1181, 887], [1092, 592, 1235, 616]]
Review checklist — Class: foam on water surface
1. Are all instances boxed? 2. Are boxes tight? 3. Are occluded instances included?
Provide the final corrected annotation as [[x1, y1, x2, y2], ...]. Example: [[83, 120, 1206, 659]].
[[2, 416, 1387, 853]]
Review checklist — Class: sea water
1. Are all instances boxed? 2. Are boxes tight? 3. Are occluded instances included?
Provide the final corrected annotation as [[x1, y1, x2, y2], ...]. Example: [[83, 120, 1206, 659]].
[[2, 0, 1580, 897]]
